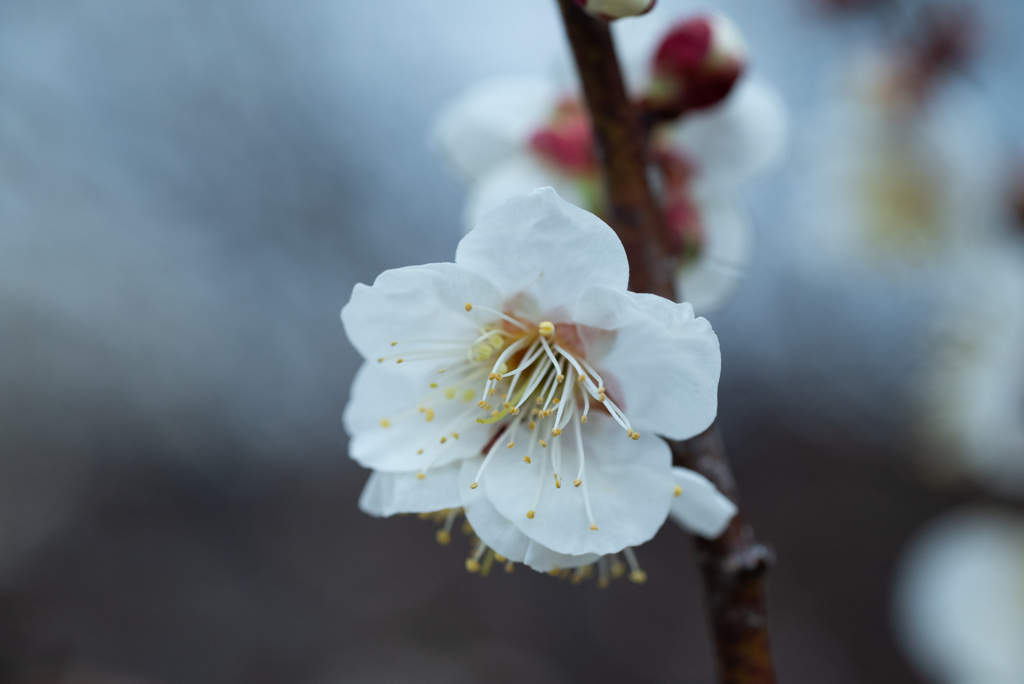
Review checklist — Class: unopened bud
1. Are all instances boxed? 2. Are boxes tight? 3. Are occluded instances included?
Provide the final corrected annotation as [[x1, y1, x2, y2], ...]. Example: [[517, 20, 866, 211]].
[[646, 13, 747, 115], [573, 0, 655, 20]]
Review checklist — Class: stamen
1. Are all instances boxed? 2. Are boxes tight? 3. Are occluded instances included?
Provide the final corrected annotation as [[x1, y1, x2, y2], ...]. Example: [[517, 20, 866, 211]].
[[465, 540, 488, 572], [505, 411, 525, 449], [573, 406, 586, 487], [523, 432, 538, 464], [470, 429, 507, 489], [581, 477, 598, 531], [436, 509, 458, 545], [527, 448, 548, 518], [597, 556, 611, 589], [674, 484, 683, 496], [552, 369, 576, 432], [623, 547, 647, 584], [379, 419, 391, 428], [465, 303, 530, 331], [538, 321, 555, 336]]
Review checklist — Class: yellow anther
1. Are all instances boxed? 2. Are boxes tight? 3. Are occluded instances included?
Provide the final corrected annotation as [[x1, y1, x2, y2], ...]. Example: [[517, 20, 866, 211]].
[[538, 321, 555, 336], [477, 344, 493, 360], [597, 386, 606, 393], [597, 577, 610, 589], [465, 558, 480, 573], [579, 374, 588, 384], [507, 442, 515, 449], [451, 432, 459, 439], [377, 357, 384, 363], [627, 429, 633, 437], [465, 302, 473, 311], [488, 388, 495, 396], [379, 419, 391, 428], [416, 473, 426, 480], [504, 561, 515, 573], [553, 397, 560, 404], [425, 409, 435, 422], [478, 400, 487, 408], [495, 374, 503, 381], [489, 334, 503, 346], [597, 393, 606, 402], [488, 372, 496, 380], [529, 421, 535, 430], [445, 388, 456, 399], [629, 570, 648, 584], [429, 382, 438, 388], [438, 368, 447, 374], [556, 374, 565, 383], [419, 407, 426, 413], [416, 449, 424, 454], [674, 485, 683, 497], [526, 510, 535, 519], [491, 410, 499, 418], [440, 436, 447, 444], [391, 341, 397, 346], [539, 439, 547, 448], [535, 396, 543, 405], [470, 482, 478, 489], [580, 416, 587, 424], [555, 477, 561, 489], [502, 401, 510, 409], [550, 428, 562, 437], [463, 389, 475, 401], [573, 478, 582, 487], [494, 553, 507, 562], [631, 432, 640, 441], [547, 568, 560, 577], [589, 523, 599, 531], [610, 560, 626, 579], [436, 530, 451, 545], [396, 358, 404, 364], [523, 455, 531, 464]]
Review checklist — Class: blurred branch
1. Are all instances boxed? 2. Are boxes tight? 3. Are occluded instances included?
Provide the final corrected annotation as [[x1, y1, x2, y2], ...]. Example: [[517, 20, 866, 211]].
[[555, 2, 777, 682]]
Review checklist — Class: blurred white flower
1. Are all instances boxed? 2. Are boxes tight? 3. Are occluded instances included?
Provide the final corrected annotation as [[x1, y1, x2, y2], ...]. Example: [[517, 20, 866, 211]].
[[574, 0, 656, 20], [917, 241, 1024, 496], [799, 21, 1001, 269], [342, 188, 735, 576], [894, 508, 1024, 684], [432, 14, 787, 315]]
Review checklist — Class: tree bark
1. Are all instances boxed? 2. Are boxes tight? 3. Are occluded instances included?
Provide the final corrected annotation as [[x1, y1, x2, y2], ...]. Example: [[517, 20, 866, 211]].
[[555, 2, 776, 682]]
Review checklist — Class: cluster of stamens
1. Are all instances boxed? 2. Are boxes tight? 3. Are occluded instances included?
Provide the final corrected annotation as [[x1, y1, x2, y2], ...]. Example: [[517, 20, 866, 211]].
[[419, 508, 650, 586], [378, 302, 644, 535]]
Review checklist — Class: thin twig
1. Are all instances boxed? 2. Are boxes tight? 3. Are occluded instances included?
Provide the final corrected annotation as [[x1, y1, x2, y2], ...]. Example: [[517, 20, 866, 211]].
[[555, 2, 776, 682]]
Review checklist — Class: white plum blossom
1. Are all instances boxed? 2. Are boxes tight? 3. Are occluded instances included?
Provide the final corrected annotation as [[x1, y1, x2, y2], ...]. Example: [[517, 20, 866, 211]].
[[798, 44, 1002, 270], [917, 241, 1024, 497], [342, 188, 736, 578], [894, 508, 1024, 684], [432, 15, 787, 315]]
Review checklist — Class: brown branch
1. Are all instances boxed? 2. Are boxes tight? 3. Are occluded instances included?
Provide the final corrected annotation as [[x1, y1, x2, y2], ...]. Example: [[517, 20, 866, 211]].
[[556, 0, 675, 300], [555, 2, 776, 682]]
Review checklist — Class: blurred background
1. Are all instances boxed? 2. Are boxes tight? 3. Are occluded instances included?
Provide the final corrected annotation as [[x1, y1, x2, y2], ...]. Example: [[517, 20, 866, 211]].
[[2, 0, 1023, 682]]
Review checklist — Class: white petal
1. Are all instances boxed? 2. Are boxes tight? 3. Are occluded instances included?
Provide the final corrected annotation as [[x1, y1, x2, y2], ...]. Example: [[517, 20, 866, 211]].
[[458, 456, 530, 563], [343, 361, 495, 472], [523, 542, 600, 573], [341, 262, 503, 363], [455, 187, 629, 320], [677, 196, 754, 315], [894, 509, 1024, 684], [482, 412, 674, 556], [668, 467, 737, 538], [662, 77, 788, 193], [574, 287, 721, 440], [462, 154, 595, 233], [358, 463, 462, 518], [432, 76, 559, 182]]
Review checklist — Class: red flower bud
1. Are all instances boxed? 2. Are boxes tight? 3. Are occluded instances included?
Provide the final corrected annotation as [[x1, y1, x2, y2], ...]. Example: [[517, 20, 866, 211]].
[[646, 13, 747, 115]]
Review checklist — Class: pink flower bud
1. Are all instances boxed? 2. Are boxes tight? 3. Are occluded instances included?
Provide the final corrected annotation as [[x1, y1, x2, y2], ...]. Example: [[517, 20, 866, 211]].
[[646, 13, 747, 114], [572, 0, 656, 20]]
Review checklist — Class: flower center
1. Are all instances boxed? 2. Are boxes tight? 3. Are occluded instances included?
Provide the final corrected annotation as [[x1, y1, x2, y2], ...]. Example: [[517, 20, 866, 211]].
[[376, 302, 643, 534]]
